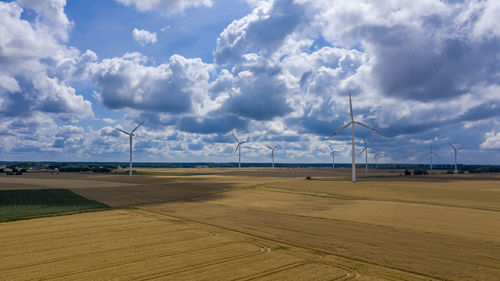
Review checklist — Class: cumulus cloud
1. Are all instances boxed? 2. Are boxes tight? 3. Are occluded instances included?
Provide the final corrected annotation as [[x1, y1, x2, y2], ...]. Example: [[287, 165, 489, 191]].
[[214, 0, 308, 65], [132, 28, 157, 46], [480, 131, 500, 149], [116, 0, 212, 15], [0, 1, 93, 121], [89, 53, 212, 113]]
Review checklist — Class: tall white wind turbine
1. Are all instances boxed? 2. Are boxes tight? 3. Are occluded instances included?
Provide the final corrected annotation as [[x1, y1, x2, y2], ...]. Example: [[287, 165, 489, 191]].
[[233, 133, 249, 171], [328, 144, 340, 169], [328, 92, 381, 183], [448, 141, 463, 174], [116, 121, 145, 176], [265, 144, 281, 169], [426, 143, 438, 171], [359, 137, 370, 173]]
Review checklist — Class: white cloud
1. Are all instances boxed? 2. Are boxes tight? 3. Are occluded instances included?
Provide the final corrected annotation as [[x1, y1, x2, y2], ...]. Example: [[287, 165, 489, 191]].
[[132, 28, 157, 46], [88, 53, 213, 114], [480, 131, 500, 149], [116, 0, 212, 15], [0, 1, 93, 121]]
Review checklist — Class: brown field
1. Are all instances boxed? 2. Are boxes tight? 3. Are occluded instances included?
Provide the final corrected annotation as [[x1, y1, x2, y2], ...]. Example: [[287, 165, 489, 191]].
[[1, 168, 500, 280]]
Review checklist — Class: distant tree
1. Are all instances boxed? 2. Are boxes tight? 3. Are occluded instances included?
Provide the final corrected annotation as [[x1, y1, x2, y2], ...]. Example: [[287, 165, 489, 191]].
[[404, 170, 411, 176], [413, 169, 428, 175]]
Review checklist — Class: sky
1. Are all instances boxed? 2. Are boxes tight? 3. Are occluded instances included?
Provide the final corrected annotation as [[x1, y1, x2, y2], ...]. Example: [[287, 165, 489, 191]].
[[1, 0, 500, 164]]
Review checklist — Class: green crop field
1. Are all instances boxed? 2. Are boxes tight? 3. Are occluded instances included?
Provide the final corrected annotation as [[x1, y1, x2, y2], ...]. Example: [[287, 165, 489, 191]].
[[0, 189, 109, 222]]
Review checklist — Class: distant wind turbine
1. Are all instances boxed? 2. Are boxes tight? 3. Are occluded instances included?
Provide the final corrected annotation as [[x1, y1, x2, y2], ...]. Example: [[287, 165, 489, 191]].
[[328, 92, 381, 183], [328, 144, 340, 169], [448, 141, 463, 174], [426, 143, 438, 171], [115, 121, 145, 176], [265, 144, 281, 169], [359, 137, 370, 173], [374, 152, 382, 168], [233, 133, 249, 171]]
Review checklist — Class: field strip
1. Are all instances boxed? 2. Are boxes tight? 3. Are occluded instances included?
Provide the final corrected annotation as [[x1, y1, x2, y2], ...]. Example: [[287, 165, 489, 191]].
[[0, 177, 139, 189], [137, 207, 442, 281], [0, 210, 135, 234], [136, 245, 296, 281], [38, 242, 269, 281], [0, 229, 223, 273], [255, 186, 500, 212], [1, 226, 211, 260], [0, 216, 160, 241], [242, 262, 353, 281]]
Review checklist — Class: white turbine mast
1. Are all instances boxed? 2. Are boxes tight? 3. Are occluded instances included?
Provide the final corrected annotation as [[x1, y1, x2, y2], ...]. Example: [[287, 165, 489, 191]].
[[115, 121, 145, 176], [233, 133, 249, 171], [265, 144, 281, 169], [448, 141, 463, 174], [374, 152, 382, 169], [426, 143, 438, 171], [328, 91, 381, 183], [359, 137, 370, 173], [328, 144, 340, 169]]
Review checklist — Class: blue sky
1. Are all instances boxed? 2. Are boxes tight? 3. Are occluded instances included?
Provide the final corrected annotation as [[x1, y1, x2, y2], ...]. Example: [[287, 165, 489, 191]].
[[1, 0, 500, 164]]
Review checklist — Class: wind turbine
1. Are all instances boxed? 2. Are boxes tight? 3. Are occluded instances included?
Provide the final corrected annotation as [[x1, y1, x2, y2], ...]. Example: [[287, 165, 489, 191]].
[[328, 144, 340, 169], [448, 141, 463, 174], [265, 144, 281, 169], [359, 137, 370, 173], [374, 152, 382, 169], [328, 92, 381, 183], [233, 133, 249, 171], [115, 121, 145, 176], [426, 143, 438, 171]]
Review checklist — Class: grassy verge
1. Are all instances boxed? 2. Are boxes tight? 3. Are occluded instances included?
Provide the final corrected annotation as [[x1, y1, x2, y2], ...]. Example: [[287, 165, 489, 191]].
[[0, 189, 110, 223]]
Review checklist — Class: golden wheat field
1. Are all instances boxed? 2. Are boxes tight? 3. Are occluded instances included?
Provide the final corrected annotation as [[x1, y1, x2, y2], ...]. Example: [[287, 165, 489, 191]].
[[1, 168, 500, 280]]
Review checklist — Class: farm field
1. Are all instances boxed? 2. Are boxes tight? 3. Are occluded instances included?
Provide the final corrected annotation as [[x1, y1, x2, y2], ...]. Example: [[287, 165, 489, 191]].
[[1, 168, 500, 280]]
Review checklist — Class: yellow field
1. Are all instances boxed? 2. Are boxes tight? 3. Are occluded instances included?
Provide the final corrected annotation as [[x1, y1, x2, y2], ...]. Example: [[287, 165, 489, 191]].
[[1, 168, 500, 280]]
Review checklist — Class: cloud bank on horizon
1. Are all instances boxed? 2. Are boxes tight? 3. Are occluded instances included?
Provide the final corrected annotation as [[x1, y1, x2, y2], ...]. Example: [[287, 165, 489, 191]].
[[0, 0, 499, 164]]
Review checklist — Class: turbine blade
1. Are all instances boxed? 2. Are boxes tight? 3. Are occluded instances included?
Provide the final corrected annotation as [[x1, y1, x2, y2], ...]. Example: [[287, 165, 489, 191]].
[[265, 144, 273, 150], [115, 127, 130, 135], [349, 91, 354, 121], [329, 144, 333, 151], [130, 121, 145, 134], [359, 147, 366, 156], [447, 141, 456, 150], [457, 147, 464, 150], [363, 137, 366, 147], [328, 121, 353, 138], [233, 144, 240, 155], [232, 133, 239, 143], [275, 144, 281, 149], [354, 121, 381, 134]]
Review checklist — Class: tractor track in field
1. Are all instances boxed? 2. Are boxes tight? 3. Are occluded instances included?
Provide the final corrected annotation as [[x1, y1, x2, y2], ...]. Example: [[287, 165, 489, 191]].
[[1, 229, 220, 274], [36, 241, 260, 281], [136, 207, 442, 281]]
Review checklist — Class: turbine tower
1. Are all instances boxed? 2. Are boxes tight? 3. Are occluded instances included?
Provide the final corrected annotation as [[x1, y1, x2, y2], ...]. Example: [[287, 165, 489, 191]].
[[328, 144, 340, 169], [328, 92, 381, 183], [359, 137, 370, 173], [233, 133, 249, 171], [448, 141, 463, 174], [426, 143, 438, 171], [265, 144, 281, 169], [374, 152, 382, 169], [115, 121, 145, 176]]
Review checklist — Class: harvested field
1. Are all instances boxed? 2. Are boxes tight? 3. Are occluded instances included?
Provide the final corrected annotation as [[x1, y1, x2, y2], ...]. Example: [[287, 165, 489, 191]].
[[1, 168, 500, 280]]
